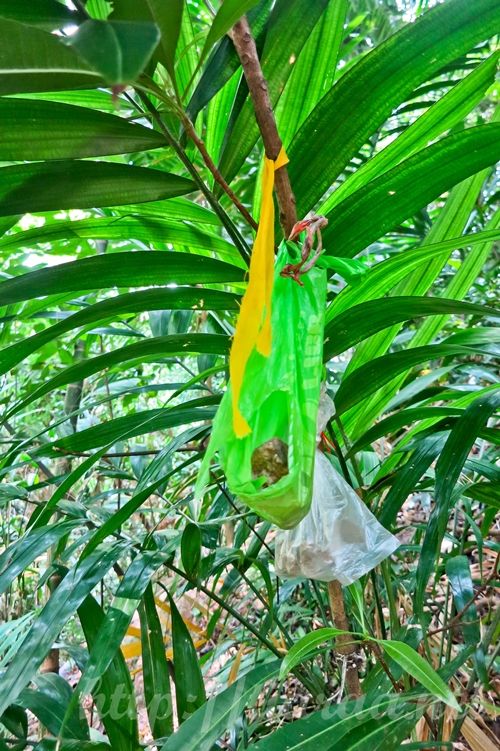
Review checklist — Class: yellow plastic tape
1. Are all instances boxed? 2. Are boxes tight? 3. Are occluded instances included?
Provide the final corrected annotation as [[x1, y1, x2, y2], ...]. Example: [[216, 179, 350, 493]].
[[229, 147, 289, 437]]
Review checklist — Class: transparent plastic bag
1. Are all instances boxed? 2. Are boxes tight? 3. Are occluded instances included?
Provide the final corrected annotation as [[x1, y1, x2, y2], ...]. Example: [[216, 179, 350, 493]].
[[275, 393, 399, 584]]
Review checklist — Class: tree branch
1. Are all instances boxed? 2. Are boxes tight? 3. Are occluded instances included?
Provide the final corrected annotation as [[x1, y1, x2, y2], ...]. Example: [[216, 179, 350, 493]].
[[230, 16, 297, 237], [328, 580, 362, 698]]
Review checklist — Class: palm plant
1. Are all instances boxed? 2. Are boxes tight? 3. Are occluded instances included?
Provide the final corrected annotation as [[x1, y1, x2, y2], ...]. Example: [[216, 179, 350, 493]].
[[0, 0, 498, 749]]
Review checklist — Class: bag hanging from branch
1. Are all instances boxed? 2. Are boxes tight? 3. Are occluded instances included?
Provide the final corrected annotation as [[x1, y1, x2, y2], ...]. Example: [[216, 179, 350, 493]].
[[196, 151, 326, 528], [275, 393, 400, 583]]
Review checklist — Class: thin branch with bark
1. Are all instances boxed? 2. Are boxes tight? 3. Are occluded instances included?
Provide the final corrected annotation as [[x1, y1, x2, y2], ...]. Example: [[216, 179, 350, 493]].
[[230, 16, 297, 237]]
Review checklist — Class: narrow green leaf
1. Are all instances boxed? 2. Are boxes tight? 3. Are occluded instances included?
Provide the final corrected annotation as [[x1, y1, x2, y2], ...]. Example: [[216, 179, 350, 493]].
[[324, 296, 497, 360], [17, 673, 88, 740], [289, 0, 500, 214], [70, 20, 160, 85], [249, 693, 418, 751], [327, 229, 500, 322], [342, 172, 495, 440], [78, 595, 139, 751], [0, 520, 80, 596], [33, 741, 112, 751], [379, 640, 460, 710], [139, 584, 174, 739], [0, 98, 166, 160], [30, 447, 111, 529], [416, 390, 500, 610], [0, 216, 239, 264], [0, 543, 126, 718], [0, 0, 81, 30], [181, 523, 202, 580], [160, 661, 280, 751], [321, 125, 500, 258], [186, 0, 271, 123], [0, 17, 102, 95], [279, 627, 353, 680], [349, 407, 464, 457], [275, 0, 348, 147], [7, 335, 228, 418], [446, 556, 488, 686], [0, 161, 195, 218], [0, 252, 243, 307], [168, 593, 206, 723], [333, 343, 491, 416], [320, 52, 499, 212], [72, 551, 167, 703], [146, 0, 183, 83], [83, 454, 198, 559], [43, 403, 217, 454], [0, 289, 239, 377]]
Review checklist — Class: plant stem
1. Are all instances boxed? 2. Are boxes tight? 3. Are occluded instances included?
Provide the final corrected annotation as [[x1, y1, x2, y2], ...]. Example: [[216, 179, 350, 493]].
[[137, 92, 251, 264], [327, 580, 362, 698], [180, 113, 258, 231], [230, 16, 297, 237]]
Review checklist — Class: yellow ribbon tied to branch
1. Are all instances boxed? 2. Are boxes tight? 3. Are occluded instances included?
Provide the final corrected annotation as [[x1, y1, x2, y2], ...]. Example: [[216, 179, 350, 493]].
[[229, 147, 289, 438]]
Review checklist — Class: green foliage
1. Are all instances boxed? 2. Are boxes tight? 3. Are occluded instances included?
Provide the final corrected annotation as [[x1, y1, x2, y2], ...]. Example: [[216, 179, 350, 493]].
[[0, 0, 498, 749]]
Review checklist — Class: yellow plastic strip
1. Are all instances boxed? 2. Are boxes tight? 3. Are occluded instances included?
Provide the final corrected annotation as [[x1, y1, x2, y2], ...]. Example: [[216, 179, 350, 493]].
[[229, 147, 289, 437]]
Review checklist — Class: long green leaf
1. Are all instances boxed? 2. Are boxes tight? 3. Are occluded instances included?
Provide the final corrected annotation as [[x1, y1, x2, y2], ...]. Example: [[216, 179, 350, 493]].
[[0, 252, 243, 306], [378, 434, 447, 528], [333, 343, 491, 415], [0, 543, 126, 717], [186, 0, 270, 123], [0, 98, 166, 160], [275, 0, 348, 148], [0, 161, 195, 217], [249, 693, 420, 751], [321, 125, 500, 258], [139, 584, 174, 739], [0, 216, 239, 263], [78, 595, 139, 751], [320, 52, 499, 212], [0, 289, 239, 377], [17, 674, 88, 740], [342, 171, 495, 439], [42, 402, 217, 454], [0, 520, 80, 595], [326, 229, 500, 322], [446, 556, 488, 686], [7, 335, 228, 417], [0, 17, 102, 95], [160, 661, 280, 751], [379, 640, 459, 710], [349, 407, 464, 457], [70, 552, 167, 704], [279, 628, 353, 680], [416, 390, 500, 610], [146, 0, 183, 84], [200, 0, 261, 65], [168, 593, 206, 723], [0, 0, 81, 30], [288, 0, 500, 214], [324, 296, 497, 359]]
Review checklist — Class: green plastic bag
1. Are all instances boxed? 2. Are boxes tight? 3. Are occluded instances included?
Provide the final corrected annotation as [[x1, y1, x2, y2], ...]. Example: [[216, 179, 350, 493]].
[[196, 242, 327, 529]]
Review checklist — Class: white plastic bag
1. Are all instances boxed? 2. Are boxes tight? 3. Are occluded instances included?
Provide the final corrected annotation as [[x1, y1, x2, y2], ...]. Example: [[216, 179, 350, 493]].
[[275, 390, 399, 584]]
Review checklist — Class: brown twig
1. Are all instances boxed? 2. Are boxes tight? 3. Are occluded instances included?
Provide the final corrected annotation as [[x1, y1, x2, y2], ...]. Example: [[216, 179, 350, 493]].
[[328, 580, 362, 698], [180, 114, 258, 230], [230, 16, 297, 237]]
